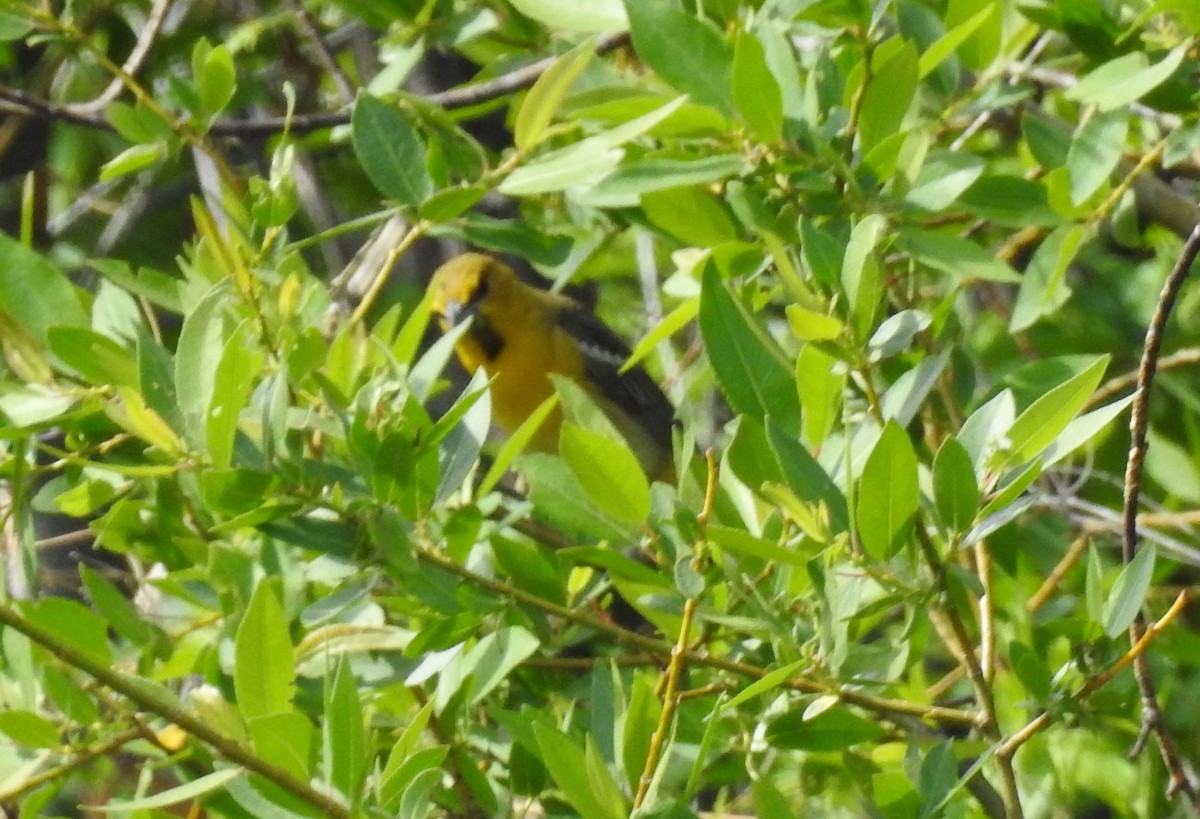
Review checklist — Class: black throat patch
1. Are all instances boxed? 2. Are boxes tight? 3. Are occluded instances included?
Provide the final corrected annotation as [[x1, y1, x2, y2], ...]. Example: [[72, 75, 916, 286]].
[[469, 314, 505, 361]]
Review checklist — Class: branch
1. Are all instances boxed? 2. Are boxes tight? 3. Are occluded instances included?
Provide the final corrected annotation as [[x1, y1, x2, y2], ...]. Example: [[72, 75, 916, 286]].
[[0, 31, 631, 137], [1120, 219, 1200, 802], [998, 591, 1189, 759], [0, 603, 352, 819], [413, 541, 979, 728]]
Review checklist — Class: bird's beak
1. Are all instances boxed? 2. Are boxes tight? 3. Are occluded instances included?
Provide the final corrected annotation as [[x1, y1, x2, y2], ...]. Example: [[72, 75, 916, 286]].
[[440, 299, 464, 326]]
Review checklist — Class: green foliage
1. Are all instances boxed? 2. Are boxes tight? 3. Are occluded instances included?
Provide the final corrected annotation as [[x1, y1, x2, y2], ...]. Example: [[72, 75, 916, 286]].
[[1, 1, 1200, 817]]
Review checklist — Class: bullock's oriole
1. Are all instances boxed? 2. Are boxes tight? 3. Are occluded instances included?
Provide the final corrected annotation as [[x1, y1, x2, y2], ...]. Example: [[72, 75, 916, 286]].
[[428, 253, 676, 483]]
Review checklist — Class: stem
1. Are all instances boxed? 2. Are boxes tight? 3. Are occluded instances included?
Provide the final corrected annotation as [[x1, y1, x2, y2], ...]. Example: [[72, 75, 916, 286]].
[[0, 604, 352, 819], [634, 450, 718, 808]]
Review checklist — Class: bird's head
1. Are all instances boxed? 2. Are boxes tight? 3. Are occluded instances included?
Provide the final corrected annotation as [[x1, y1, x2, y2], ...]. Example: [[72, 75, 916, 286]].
[[428, 253, 518, 363], [429, 253, 518, 330]]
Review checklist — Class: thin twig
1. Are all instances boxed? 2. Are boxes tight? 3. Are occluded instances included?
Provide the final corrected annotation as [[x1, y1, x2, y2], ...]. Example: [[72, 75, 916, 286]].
[[0, 31, 631, 137], [0, 604, 352, 819], [1121, 219, 1200, 801], [998, 591, 1189, 760], [916, 524, 1023, 818], [413, 540, 978, 727], [973, 539, 995, 683], [65, 0, 173, 115], [284, 0, 355, 105], [0, 726, 144, 801], [1086, 347, 1200, 410], [634, 450, 718, 808], [1026, 533, 1090, 613]]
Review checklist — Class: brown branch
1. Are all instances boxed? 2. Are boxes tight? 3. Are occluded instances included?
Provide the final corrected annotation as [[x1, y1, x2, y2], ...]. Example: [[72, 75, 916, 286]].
[[65, 0, 172, 116], [414, 541, 978, 728], [634, 450, 718, 808], [1121, 219, 1200, 802], [0, 603, 352, 819], [0, 726, 143, 801], [998, 591, 1188, 759], [1086, 347, 1200, 410], [915, 524, 1023, 818], [0, 31, 631, 138]]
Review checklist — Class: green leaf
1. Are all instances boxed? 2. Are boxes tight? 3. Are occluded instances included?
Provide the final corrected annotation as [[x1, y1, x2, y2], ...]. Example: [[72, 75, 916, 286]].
[[796, 344, 843, 449], [0, 384, 76, 427], [868, 310, 930, 361], [918, 741, 958, 816], [418, 185, 485, 222], [324, 657, 367, 803], [857, 420, 919, 559], [521, 453, 641, 542], [733, 30, 784, 143], [765, 706, 884, 751], [107, 100, 172, 145], [559, 423, 652, 523], [932, 438, 979, 535], [766, 417, 850, 536], [699, 260, 800, 431], [176, 280, 230, 443], [786, 306, 844, 341], [47, 327, 138, 388], [459, 627, 542, 705], [624, 296, 699, 370], [352, 94, 432, 205], [720, 660, 805, 711], [842, 214, 887, 338], [234, 580, 295, 719], [1066, 45, 1188, 112], [29, 598, 112, 666], [502, 96, 687, 196], [1022, 111, 1071, 170], [977, 458, 1042, 522], [1010, 225, 1087, 332], [81, 565, 159, 647], [43, 664, 99, 725], [943, 0, 1000, 70], [624, 0, 735, 116], [1009, 641, 1053, 700], [917, 3, 996, 78], [249, 712, 312, 781], [382, 746, 448, 810], [0, 710, 59, 748], [534, 724, 625, 819], [508, 0, 628, 32], [1086, 543, 1104, 624], [0, 233, 88, 340], [1042, 394, 1134, 467], [198, 44, 237, 116], [1067, 110, 1127, 205], [515, 40, 596, 151], [207, 320, 261, 468], [899, 229, 1021, 284], [1103, 545, 1156, 638], [641, 185, 739, 246], [90, 768, 244, 812], [1004, 355, 1108, 465], [708, 524, 811, 568], [906, 152, 985, 211], [0, 9, 34, 40], [499, 143, 623, 195], [586, 154, 745, 203], [859, 40, 918, 152], [99, 143, 166, 181], [880, 350, 950, 427]]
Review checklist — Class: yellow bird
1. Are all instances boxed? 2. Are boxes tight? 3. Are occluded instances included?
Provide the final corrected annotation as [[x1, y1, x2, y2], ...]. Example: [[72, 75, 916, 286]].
[[428, 253, 677, 483]]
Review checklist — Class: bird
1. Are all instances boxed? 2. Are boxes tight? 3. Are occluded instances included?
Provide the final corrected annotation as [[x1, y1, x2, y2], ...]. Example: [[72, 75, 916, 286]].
[[427, 252, 677, 483]]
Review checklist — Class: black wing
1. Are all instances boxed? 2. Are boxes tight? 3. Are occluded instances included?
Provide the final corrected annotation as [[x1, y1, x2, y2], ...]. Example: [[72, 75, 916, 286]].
[[554, 303, 677, 449]]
